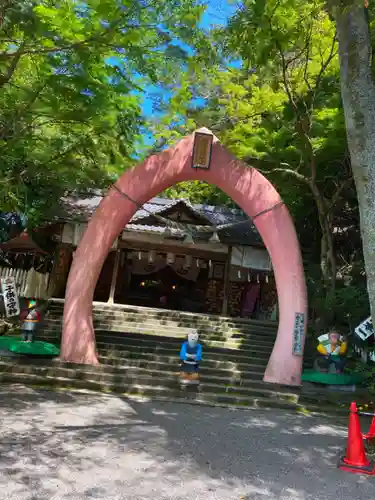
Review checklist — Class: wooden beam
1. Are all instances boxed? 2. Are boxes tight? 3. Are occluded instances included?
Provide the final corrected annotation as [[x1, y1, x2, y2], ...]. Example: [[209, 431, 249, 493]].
[[221, 245, 232, 316], [108, 248, 121, 304], [119, 239, 227, 262]]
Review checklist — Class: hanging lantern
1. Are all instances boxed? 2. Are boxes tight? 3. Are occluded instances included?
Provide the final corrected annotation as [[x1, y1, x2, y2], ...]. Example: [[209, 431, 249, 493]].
[[209, 231, 220, 243], [237, 268, 241, 279], [185, 255, 192, 268], [257, 273, 260, 283], [138, 251, 142, 260], [167, 252, 175, 264], [163, 226, 172, 238], [265, 274, 269, 283], [209, 260, 212, 268], [184, 232, 194, 244], [148, 250, 156, 263], [196, 258, 200, 268], [247, 271, 251, 282]]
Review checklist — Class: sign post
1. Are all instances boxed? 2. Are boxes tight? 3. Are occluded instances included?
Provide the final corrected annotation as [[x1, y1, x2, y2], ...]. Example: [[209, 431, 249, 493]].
[[1, 276, 20, 318]]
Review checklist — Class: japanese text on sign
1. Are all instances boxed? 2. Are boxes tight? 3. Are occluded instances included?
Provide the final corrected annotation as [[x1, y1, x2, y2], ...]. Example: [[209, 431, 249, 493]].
[[292, 312, 305, 356], [355, 316, 374, 342], [1, 277, 20, 318], [192, 133, 212, 169]]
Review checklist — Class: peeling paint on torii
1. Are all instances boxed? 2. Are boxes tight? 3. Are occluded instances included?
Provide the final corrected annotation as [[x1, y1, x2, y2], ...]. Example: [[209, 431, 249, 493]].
[[61, 128, 308, 386]]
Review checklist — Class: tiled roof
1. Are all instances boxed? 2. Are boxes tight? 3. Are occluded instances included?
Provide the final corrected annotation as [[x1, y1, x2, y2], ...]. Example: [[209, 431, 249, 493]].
[[124, 222, 263, 247], [58, 192, 246, 222], [55, 191, 263, 247], [218, 221, 263, 247], [131, 198, 184, 221]]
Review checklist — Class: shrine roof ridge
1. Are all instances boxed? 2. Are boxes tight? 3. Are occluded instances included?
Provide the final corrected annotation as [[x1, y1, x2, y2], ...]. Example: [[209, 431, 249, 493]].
[[48, 191, 264, 247], [57, 190, 249, 226]]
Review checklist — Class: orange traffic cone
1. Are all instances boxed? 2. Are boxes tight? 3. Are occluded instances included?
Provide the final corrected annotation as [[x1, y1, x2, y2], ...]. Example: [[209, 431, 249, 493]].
[[339, 402, 375, 475], [363, 415, 375, 441]]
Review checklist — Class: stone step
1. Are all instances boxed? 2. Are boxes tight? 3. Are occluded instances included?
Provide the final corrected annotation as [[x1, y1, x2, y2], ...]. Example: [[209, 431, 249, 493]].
[[97, 353, 269, 373], [90, 323, 277, 336], [0, 367, 353, 417], [38, 328, 273, 353], [11, 348, 269, 375], [36, 331, 312, 367], [0, 371, 304, 412], [0, 360, 300, 401], [97, 347, 311, 367], [54, 358, 267, 382], [75, 340, 273, 362], [39, 328, 277, 352], [95, 331, 275, 350], [3, 332, 273, 372], [6, 353, 268, 379], [44, 318, 277, 342], [55, 343, 271, 366], [48, 300, 277, 326], [44, 318, 277, 341], [47, 306, 278, 335], [38, 330, 274, 356], [0, 360, 298, 403]]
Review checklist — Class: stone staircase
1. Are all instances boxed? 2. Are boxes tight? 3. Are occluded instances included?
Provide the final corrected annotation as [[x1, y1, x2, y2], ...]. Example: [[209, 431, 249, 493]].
[[0, 300, 360, 415]]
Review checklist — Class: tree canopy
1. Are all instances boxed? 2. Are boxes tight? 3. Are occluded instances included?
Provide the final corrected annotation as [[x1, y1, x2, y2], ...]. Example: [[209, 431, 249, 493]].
[[0, 0, 208, 224], [151, 0, 368, 329], [1, 0, 372, 331]]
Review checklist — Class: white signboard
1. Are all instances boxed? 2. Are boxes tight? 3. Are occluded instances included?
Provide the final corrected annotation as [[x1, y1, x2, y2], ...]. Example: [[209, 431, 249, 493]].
[[354, 317, 375, 363], [292, 312, 305, 356], [1, 276, 20, 317], [355, 316, 374, 342]]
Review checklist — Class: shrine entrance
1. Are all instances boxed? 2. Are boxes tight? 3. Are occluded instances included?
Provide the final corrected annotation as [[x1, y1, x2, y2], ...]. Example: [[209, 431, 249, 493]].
[[60, 128, 307, 386]]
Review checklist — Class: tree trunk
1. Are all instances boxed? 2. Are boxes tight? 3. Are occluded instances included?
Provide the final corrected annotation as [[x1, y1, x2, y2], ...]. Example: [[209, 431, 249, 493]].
[[310, 182, 337, 286], [335, 4, 375, 321]]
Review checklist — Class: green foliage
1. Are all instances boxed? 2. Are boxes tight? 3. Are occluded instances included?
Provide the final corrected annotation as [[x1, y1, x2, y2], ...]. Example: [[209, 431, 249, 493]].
[[163, 181, 237, 206], [149, 0, 369, 326], [308, 281, 369, 334], [0, 0, 207, 225], [0, 213, 26, 243]]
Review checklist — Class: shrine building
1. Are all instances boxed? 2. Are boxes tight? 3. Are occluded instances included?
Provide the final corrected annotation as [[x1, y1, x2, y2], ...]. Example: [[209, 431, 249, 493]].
[[0, 190, 277, 320]]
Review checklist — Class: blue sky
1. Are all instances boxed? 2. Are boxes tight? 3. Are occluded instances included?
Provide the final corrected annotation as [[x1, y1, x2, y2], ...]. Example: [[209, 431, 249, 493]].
[[139, 0, 237, 146]]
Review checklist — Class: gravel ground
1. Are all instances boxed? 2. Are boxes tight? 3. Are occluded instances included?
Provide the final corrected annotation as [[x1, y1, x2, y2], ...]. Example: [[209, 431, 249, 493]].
[[0, 384, 373, 500]]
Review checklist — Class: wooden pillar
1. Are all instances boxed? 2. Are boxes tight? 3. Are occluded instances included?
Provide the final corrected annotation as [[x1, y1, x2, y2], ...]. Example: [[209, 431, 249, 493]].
[[108, 249, 121, 304], [47, 244, 61, 298], [48, 244, 73, 298], [221, 246, 232, 316]]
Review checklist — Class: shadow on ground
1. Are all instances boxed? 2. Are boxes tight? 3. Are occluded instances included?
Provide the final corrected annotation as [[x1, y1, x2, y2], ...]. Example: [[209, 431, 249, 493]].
[[0, 384, 373, 500]]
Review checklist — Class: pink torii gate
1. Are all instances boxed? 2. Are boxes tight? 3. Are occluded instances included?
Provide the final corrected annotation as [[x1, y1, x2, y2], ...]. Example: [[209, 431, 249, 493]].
[[61, 129, 307, 386]]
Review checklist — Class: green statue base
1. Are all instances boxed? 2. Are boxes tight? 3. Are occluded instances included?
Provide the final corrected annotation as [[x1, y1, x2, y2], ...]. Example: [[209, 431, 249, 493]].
[[0, 336, 60, 357], [301, 369, 367, 385]]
